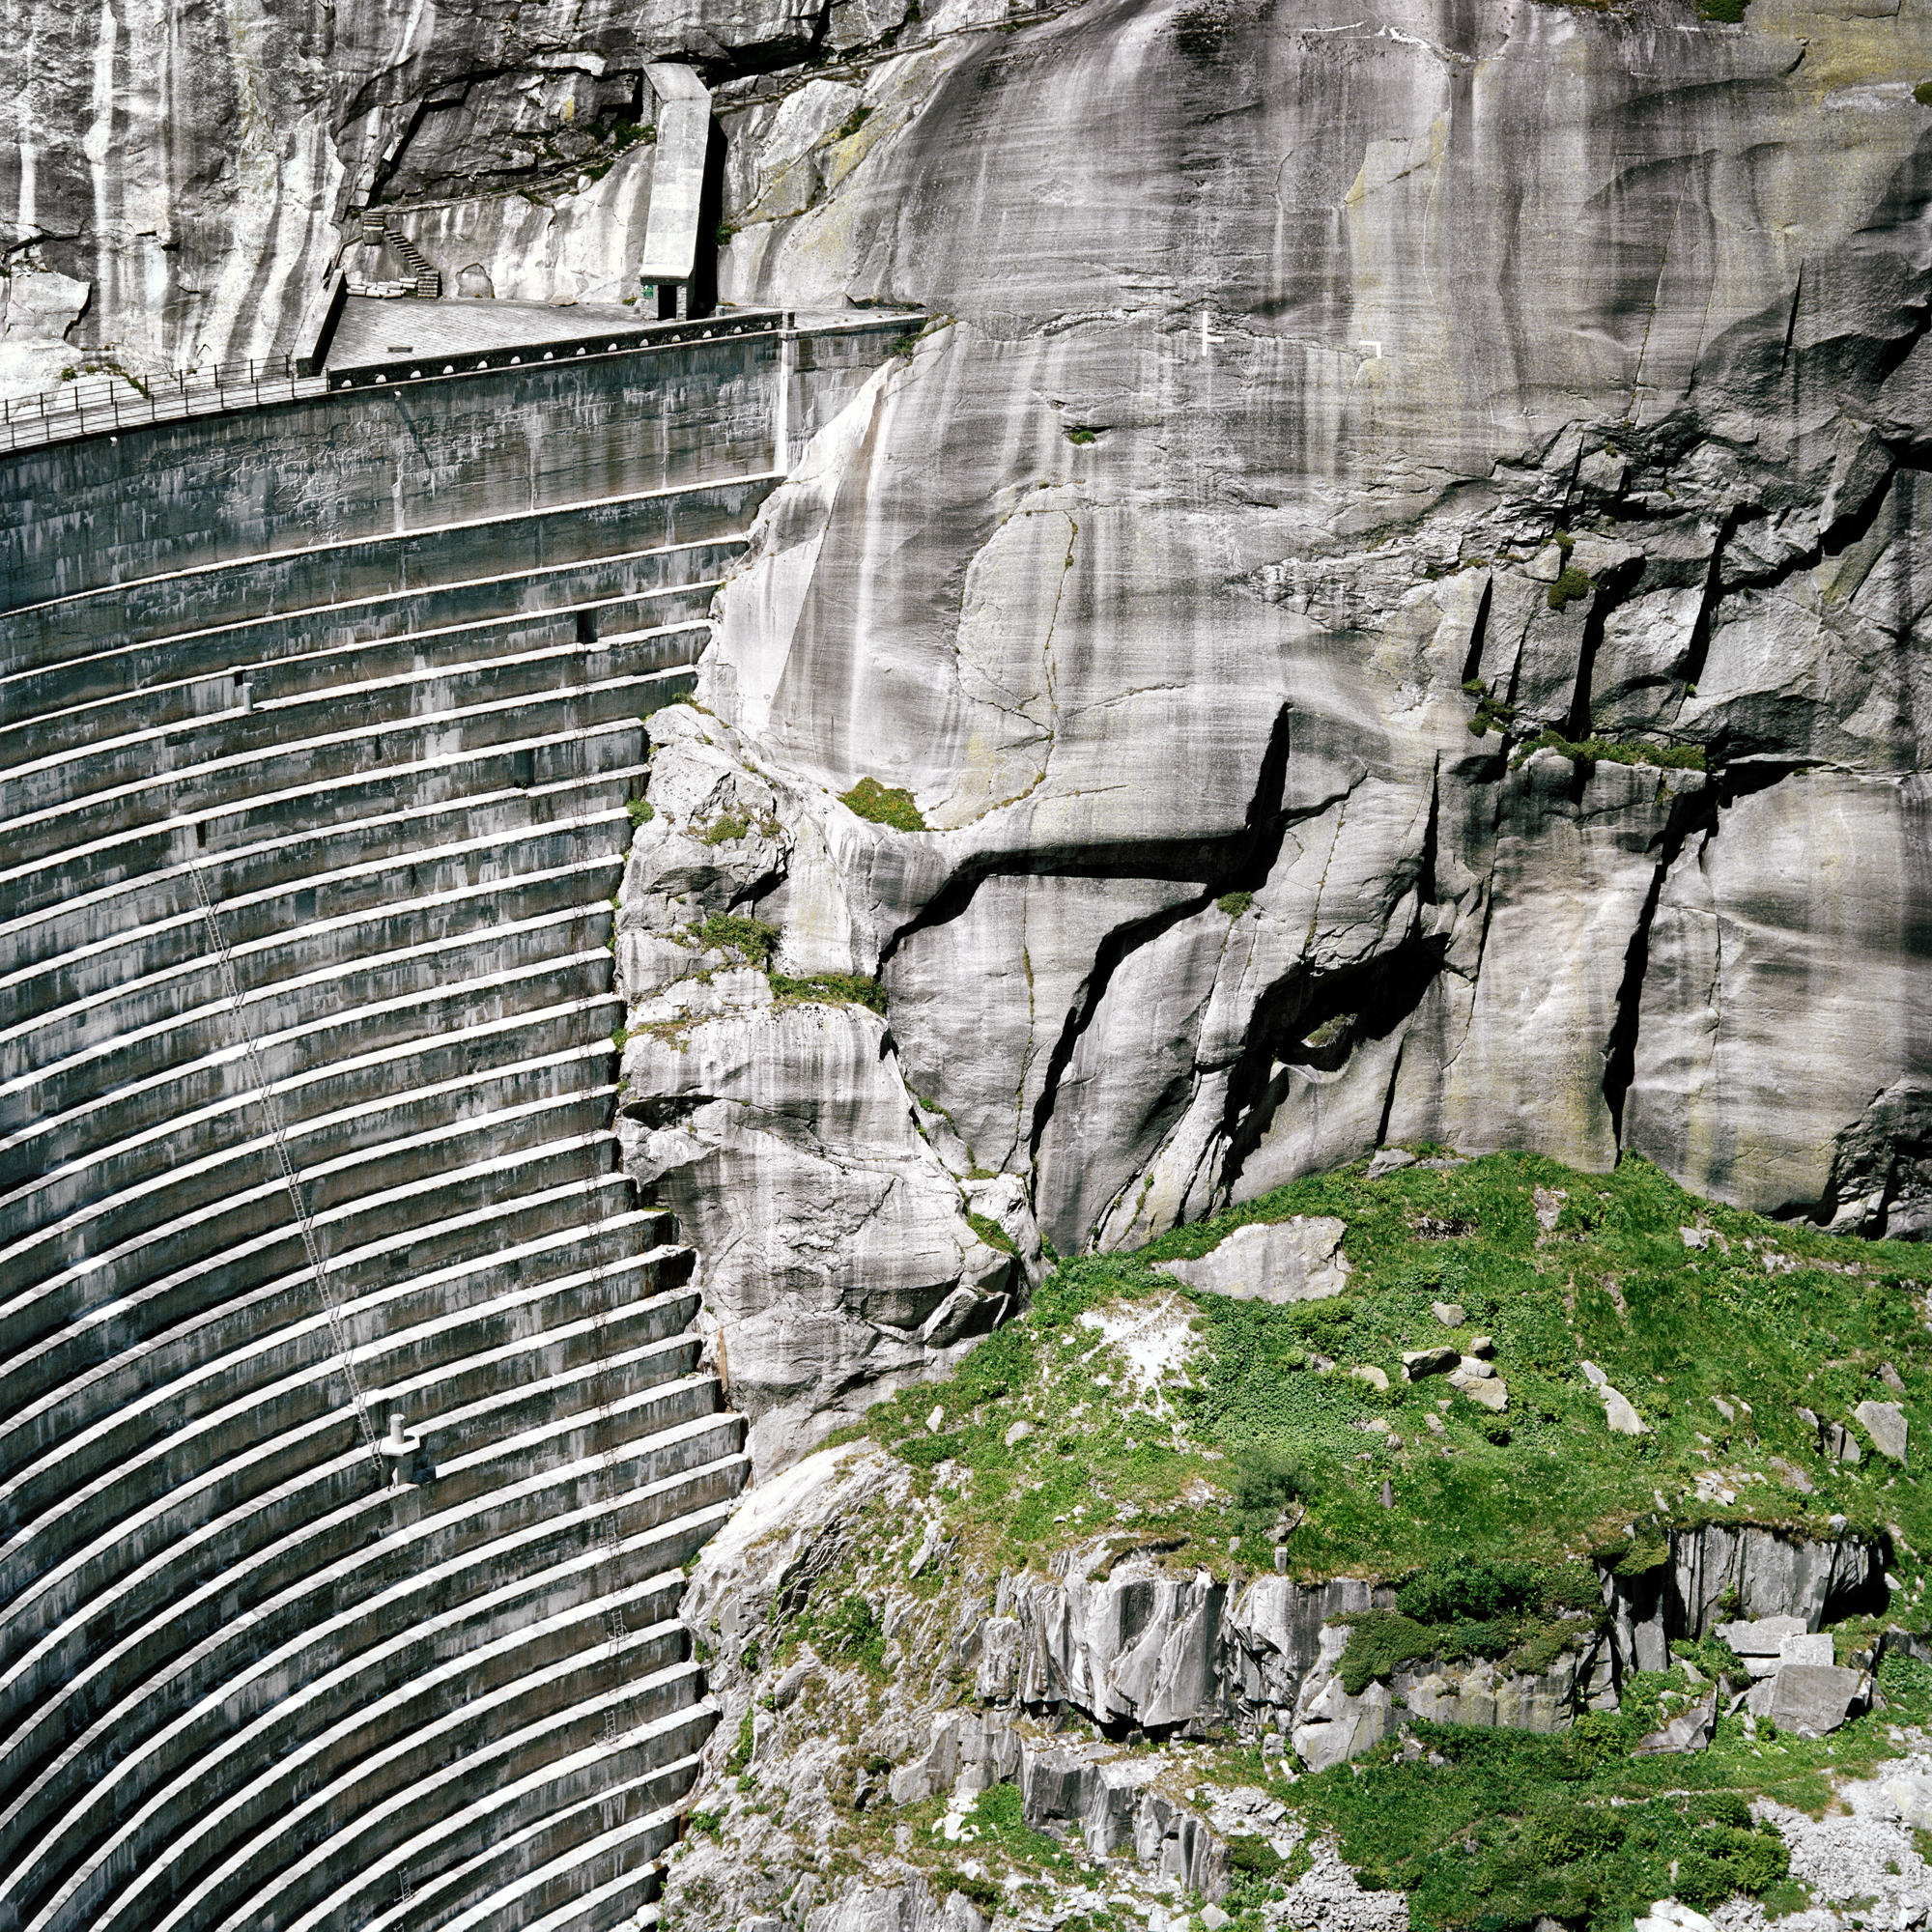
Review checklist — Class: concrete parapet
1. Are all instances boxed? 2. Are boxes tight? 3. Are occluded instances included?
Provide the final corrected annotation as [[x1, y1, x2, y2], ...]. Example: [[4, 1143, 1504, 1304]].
[[0, 343, 780, 611]]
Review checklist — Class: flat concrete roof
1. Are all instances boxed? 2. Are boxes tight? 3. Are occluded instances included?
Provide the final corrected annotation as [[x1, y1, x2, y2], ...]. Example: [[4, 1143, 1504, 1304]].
[[327, 295, 656, 366], [325, 296, 919, 376]]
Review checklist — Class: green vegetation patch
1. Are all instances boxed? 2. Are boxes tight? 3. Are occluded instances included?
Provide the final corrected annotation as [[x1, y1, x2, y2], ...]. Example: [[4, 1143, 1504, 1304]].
[[1296, 1652, 1932, 1929], [1337, 1556, 1604, 1692], [1547, 564, 1595, 612], [695, 913, 781, 970], [840, 777, 927, 832], [1217, 890, 1255, 917], [1698, 0, 1748, 20], [709, 1138, 1932, 1932], [1463, 678, 1519, 739], [860, 1148, 1932, 1584], [770, 971, 887, 1013], [967, 1210, 1017, 1254], [1516, 729, 1707, 773]]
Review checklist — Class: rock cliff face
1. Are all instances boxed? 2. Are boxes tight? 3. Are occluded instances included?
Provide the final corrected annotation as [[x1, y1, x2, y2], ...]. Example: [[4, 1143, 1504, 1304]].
[[14, 0, 1926, 1454], [611, 0, 1932, 1455], [654, 1440, 1906, 1929], [0, 0, 851, 377]]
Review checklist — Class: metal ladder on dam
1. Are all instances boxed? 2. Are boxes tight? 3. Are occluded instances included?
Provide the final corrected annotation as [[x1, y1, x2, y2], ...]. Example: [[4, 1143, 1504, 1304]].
[[0, 441, 782, 1930]]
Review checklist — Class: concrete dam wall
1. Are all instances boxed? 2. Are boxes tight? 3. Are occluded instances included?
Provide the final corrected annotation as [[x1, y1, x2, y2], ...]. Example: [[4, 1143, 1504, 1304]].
[[0, 309, 901, 1932]]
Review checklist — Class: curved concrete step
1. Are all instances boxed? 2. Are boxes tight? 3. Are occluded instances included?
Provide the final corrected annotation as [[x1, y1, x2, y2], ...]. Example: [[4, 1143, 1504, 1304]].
[[0, 912, 617, 1169], [333, 1758, 696, 1932], [0, 1443, 743, 1829], [0, 852, 625, 1087], [204, 1706, 700, 1932], [0, 1247, 701, 1550], [0, 579, 719, 764], [0, 676, 665, 869], [0, 1014, 621, 1258], [0, 805, 632, 1036], [8, 1577, 691, 1932], [2, 1139, 637, 1399], [0, 360, 778, 1932], [0, 475, 777, 675], [0, 766, 645, 941], [0, 1149, 656, 1447], [0, 1503, 727, 1890]]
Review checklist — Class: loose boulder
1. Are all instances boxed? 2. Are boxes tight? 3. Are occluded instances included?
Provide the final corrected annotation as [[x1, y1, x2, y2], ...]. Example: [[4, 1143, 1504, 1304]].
[[1856, 1399, 1909, 1463], [1634, 1690, 1718, 1755], [1747, 1661, 1868, 1737], [1601, 1384, 1648, 1435], [1719, 1614, 1811, 1676], [1156, 1217, 1351, 1303], [1450, 1366, 1509, 1412]]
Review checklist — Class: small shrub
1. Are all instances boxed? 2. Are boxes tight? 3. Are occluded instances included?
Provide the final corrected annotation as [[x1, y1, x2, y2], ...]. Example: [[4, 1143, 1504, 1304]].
[[1065, 426, 1098, 444], [840, 777, 926, 831], [697, 914, 781, 969], [770, 971, 887, 1012], [1567, 1708, 1632, 1771], [1217, 890, 1254, 917], [1396, 1554, 1541, 1625], [1230, 1440, 1310, 1515], [822, 1591, 885, 1672], [834, 103, 873, 141], [1338, 1610, 1442, 1692], [1288, 1296, 1357, 1346], [714, 222, 739, 246], [1463, 678, 1519, 738], [1534, 1804, 1627, 1862], [893, 1432, 962, 1468], [937, 1869, 1003, 1913], [1226, 1834, 1285, 1875], [1917, 80, 1932, 106], [702, 811, 750, 844], [627, 796, 655, 826], [1698, 1791, 1753, 1830], [1698, 0, 1747, 18], [1548, 564, 1595, 612], [1515, 727, 1706, 773], [687, 1809, 723, 1838], [1612, 1537, 1669, 1577]]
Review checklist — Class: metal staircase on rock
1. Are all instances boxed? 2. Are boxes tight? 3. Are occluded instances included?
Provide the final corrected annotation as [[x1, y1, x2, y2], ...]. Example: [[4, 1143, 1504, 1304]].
[[0, 450, 778, 1932]]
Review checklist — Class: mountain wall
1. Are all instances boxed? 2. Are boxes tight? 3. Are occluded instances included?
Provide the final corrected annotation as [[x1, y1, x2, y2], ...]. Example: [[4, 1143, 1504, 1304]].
[[621, 0, 1932, 1461], [7, 0, 1925, 1462]]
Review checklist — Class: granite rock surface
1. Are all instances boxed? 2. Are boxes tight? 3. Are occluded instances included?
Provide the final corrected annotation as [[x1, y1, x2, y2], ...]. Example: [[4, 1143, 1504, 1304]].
[[606, 0, 1932, 1453], [14, 0, 1929, 1445]]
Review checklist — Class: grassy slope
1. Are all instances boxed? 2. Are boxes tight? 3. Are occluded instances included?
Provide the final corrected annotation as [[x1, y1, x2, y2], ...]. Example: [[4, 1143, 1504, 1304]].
[[812, 1151, 1932, 1931], [857, 1152, 1932, 1585]]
